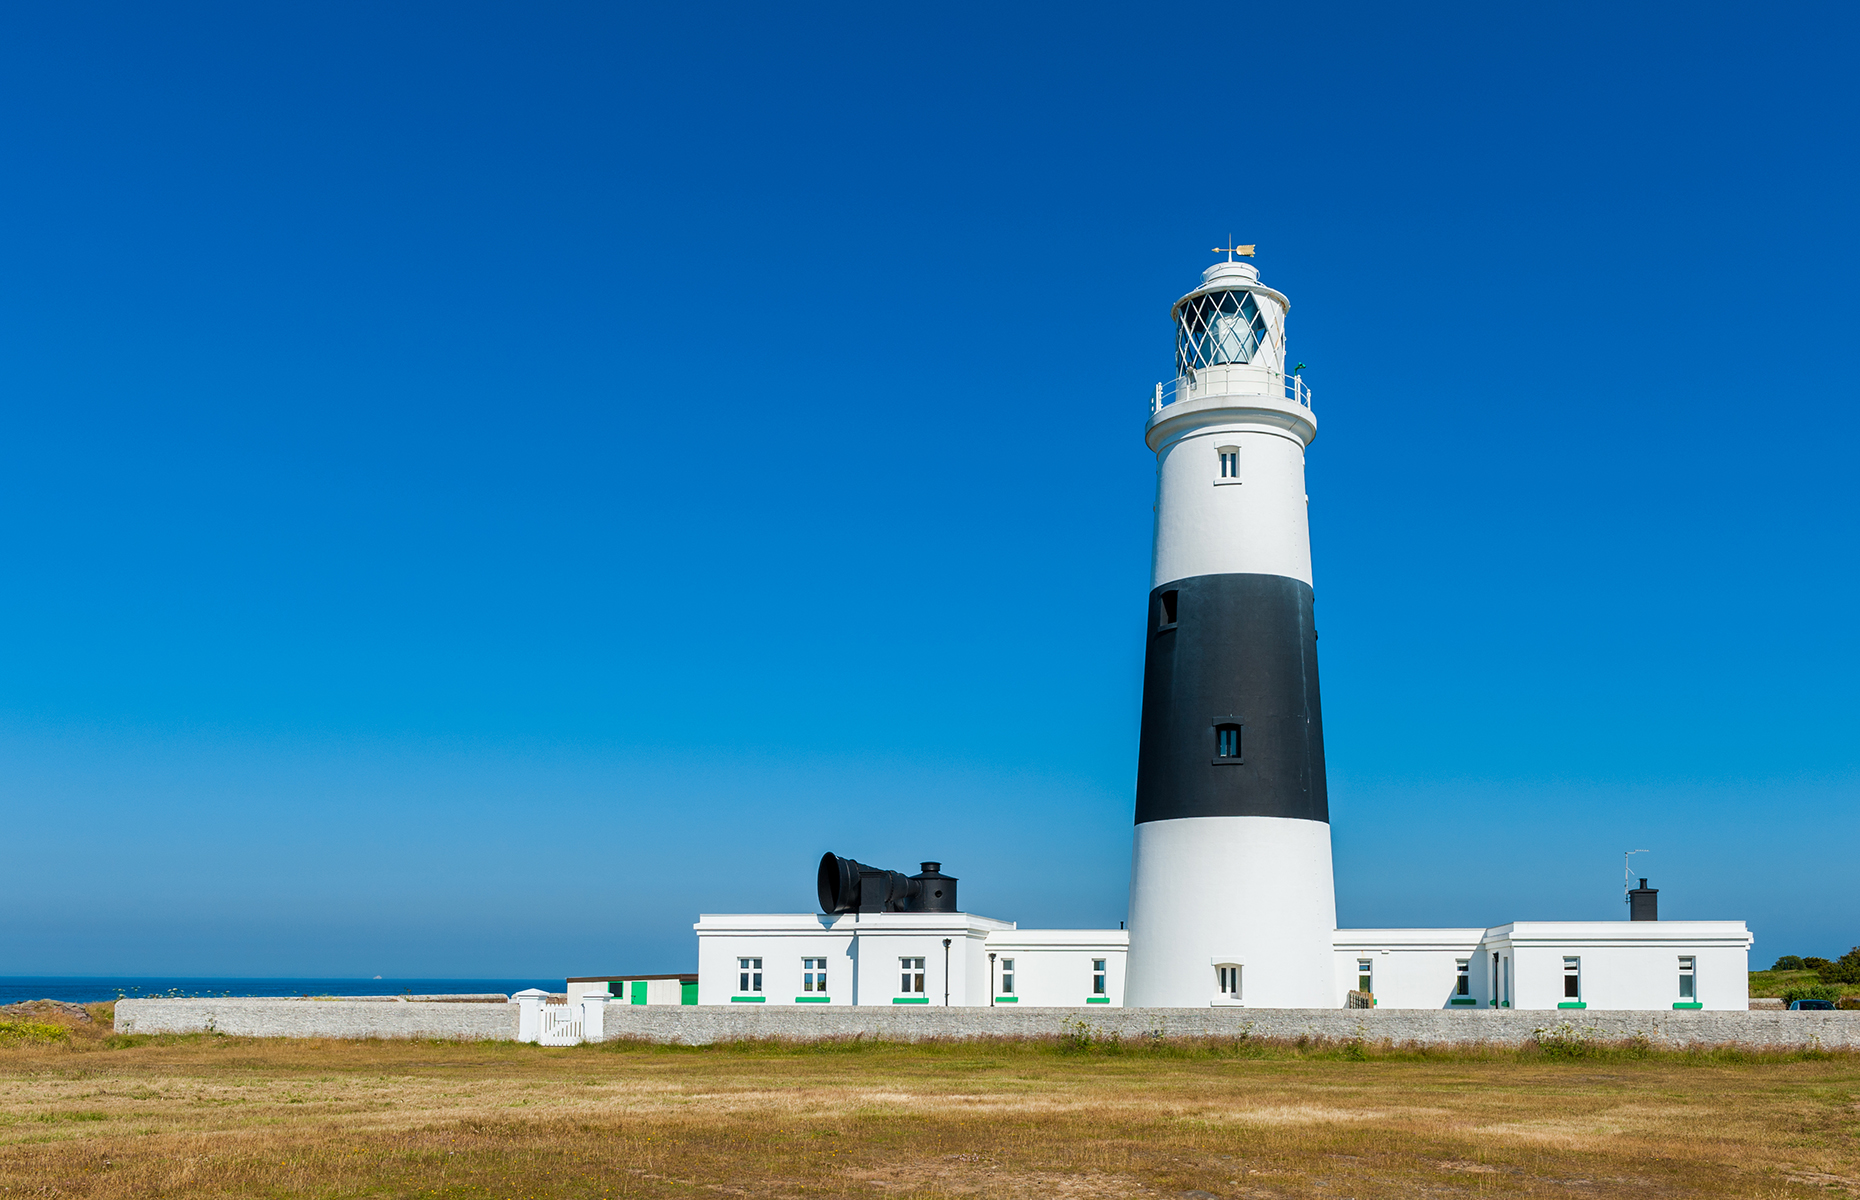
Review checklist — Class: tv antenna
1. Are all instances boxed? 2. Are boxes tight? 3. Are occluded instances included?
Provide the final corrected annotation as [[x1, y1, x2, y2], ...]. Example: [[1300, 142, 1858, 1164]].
[[1623, 849, 1650, 905], [1212, 239, 1256, 261]]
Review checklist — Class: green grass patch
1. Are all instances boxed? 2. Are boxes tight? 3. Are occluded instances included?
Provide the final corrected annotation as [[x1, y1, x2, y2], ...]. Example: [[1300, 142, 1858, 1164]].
[[1749, 968, 1860, 999]]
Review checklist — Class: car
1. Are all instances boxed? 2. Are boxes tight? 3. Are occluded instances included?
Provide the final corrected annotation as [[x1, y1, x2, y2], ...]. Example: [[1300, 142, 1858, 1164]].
[[1788, 999, 1836, 1010]]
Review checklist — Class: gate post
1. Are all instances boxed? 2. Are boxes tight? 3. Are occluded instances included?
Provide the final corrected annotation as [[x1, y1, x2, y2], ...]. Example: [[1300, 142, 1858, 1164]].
[[513, 988, 549, 1043], [580, 993, 606, 1043]]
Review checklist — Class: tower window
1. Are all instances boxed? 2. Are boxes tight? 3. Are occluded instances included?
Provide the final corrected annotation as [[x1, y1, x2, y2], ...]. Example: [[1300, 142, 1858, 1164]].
[[1215, 445, 1240, 484], [1215, 964, 1241, 1000], [1213, 723, 1242, 763], [1678, 956, 1695, 999], [1157, 590, 1178, 630]]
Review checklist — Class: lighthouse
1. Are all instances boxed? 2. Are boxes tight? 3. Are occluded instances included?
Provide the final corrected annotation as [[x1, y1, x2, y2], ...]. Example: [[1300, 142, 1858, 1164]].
[[1124, 249, 1336, 1009]]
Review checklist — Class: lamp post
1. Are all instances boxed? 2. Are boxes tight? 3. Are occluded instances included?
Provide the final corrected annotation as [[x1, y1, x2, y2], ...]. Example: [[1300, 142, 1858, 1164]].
[[942, 938, 951, 1006]]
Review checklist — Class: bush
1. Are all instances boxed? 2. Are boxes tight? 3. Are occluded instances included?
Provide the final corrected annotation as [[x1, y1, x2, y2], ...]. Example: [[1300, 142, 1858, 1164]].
[[1531, 1021, 1602, 1059], [1770, 955, 1806, 971], [1820, 947, 1860, 985], [1804, 957, 1833, 971], [0, 1021, 70, 1046], [1782, 984, 1846, 1006]]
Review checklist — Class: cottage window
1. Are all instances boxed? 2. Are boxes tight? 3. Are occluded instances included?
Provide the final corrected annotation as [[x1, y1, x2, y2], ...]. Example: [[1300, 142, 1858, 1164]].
[[801, 957, 828, 993], [1092, 959, 1107, 995], [1678, 956, 1695, 1000], [1455, 959, 1470, 996], [1216, 964, 1242, 1000], [900, 957, 925, 994], [999, 958, 1015, 996], [737, 958, 763, 994], [1563, 956, 1582, 1000]]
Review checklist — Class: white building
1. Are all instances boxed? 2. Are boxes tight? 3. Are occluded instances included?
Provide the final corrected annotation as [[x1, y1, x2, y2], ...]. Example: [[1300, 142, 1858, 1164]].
[[1336, 920, 1753, 1011], [693, 911, 1127, 1008], [565, 973, 696, 1006]]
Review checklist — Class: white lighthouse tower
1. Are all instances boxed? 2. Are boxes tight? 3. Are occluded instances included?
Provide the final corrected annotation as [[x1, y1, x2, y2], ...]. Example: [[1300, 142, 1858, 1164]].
[[1124, 248, 1336, 1009]]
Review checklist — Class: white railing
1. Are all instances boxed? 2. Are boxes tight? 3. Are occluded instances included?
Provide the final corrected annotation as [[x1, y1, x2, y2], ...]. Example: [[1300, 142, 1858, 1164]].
[[536, 1003, 584, 1046], [1150, 370, 1311, 416]]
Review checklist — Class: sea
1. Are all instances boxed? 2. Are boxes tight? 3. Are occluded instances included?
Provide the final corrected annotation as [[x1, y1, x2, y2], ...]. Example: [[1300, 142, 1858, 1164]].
[[0, 978, 561, 1005]]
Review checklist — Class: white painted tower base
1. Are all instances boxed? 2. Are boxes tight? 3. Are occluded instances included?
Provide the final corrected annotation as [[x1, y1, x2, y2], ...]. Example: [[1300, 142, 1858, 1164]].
[[1125, 816, 1338, 1008]]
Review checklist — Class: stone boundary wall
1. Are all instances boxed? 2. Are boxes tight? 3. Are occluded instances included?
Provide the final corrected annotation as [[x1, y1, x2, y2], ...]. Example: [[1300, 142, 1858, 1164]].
[[597, 1006, 1860, 1048], [115, 998, 517, 1040], [113, 999, 1860, 1048]]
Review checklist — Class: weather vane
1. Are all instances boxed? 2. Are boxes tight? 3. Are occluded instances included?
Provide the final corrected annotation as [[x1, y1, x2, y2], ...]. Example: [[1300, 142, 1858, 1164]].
[[1212, 239, 1256, 261]]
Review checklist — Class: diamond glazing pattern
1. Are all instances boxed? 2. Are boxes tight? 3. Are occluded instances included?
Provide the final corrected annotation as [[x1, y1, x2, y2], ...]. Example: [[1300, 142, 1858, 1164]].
[[1176, 289, 1273, 373]]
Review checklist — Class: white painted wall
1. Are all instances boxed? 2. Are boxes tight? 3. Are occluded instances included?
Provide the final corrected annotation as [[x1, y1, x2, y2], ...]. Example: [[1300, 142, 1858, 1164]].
[[1126, 816, 1338, 1008], [982, 929, 1128, 1008], [1149, 410, 1314, 589], [1332, 930, 1485, 1009]]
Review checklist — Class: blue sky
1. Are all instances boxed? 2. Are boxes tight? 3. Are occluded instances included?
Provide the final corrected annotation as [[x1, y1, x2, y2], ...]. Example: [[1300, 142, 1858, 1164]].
[[1, 2, 1855, 978]]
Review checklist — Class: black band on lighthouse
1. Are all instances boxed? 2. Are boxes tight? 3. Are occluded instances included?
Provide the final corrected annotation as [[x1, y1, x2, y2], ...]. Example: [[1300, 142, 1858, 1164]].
[[1133, 572, 1328, 825]]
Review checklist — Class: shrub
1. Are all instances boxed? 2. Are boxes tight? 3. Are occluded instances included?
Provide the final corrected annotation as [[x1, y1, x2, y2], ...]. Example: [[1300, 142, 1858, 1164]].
[[1770, 955, 1806, 971], [1531, 1021, 1602, 1059], [0, 1021, 70, 1046], [1819, 948, 1860, 985], [1782, 984, 1845, 1006], [1803, 957, 1833, 971]]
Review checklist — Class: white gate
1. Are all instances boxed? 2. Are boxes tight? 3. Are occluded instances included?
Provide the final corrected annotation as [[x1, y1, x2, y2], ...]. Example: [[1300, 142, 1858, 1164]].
[[537, 1003, 583, 1046]]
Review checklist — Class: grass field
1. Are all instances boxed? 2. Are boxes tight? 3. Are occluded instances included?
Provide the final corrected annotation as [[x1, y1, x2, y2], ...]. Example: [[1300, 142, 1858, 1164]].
[[3, 1004, 1860, 1198]]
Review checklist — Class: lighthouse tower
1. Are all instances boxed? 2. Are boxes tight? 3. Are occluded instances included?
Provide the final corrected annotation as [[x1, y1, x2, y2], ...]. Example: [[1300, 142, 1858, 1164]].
[[1124, 251, 1335, 1009]]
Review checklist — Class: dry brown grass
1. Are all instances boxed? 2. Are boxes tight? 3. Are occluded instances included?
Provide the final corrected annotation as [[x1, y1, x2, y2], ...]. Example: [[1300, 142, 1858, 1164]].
[[1, 1009, 1857, 1199]]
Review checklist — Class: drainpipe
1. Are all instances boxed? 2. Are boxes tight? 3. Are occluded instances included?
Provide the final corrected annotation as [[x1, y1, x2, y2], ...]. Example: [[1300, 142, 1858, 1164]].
[[989, 952, 996, 1006], [942, 938, 951, 1006]]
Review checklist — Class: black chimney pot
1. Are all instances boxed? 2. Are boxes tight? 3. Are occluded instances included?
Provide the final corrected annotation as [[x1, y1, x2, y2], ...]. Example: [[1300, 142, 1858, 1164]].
[[1629, 878, 1659, 921]]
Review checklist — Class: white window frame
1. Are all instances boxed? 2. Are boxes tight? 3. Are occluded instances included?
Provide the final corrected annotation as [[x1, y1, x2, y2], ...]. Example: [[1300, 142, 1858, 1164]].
[[899, 957, 925, 995], [801, 957, 828, 994], [1091, 958, 1107, 996], [1212, 960, 1243, 1006], [1356, 957, 1374, 996], [998, 958, 1015, 996], [737, 957, 763, 995], [1562, 956, 1582, 1003], [1678, 955, 1696, 1000], [1215, 444, 1241, 486], [1455, 958, 1471, 997]]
